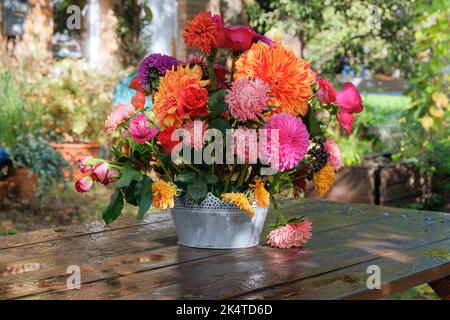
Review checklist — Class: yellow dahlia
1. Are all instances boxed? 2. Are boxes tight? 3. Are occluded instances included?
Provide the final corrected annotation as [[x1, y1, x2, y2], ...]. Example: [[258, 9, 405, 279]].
[[152, 180, 177, 210], [153, 65, 209, 130], [313, 162, 335, 197], [250, 179, 270, 207], [234, 42, 314, 116], [221, 193, 255, 217]]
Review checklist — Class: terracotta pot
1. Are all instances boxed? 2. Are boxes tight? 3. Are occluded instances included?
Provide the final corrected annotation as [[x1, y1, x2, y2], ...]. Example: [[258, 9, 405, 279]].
[[51, 142, 101, 180], [8, 167, 38, 200]]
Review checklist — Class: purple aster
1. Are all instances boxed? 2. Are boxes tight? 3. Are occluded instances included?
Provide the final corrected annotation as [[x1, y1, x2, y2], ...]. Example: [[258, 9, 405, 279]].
[[138, 53, 179, 88]]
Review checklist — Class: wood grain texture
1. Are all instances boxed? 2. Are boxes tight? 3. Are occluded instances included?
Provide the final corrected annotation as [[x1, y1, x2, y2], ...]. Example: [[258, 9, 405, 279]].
[[0, 200, 448, 300]]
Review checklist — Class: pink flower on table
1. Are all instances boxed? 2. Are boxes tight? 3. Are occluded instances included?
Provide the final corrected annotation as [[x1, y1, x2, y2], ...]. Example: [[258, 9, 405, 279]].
[[105, 104, 135, 133], [130, 114, 159, 143], [335, 83, 363, 134], [324, 139, 343, 171], [267, 220, 312, 249], [264, 114, 310, 172], [317, 78, 337, 105], [75, 176, 93, 193], [225, 78, 269, 122]]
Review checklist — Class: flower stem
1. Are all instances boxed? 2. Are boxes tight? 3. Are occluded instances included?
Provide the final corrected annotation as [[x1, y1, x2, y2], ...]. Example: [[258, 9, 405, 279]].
[[271, 195, 287, 226], [223, 164, 236, 193]]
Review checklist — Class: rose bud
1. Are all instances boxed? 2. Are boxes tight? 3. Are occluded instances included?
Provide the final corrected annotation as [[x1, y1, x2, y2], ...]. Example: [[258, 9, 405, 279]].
[[75, 176, 94, 193]]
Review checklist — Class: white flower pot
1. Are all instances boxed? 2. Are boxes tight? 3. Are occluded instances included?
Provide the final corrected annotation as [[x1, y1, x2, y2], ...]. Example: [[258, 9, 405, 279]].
[[170, 193, 268, 249]]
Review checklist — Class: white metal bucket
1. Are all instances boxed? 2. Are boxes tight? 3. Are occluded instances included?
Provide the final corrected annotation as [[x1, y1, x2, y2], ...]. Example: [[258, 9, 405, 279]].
[[170, 193, 268, 249]]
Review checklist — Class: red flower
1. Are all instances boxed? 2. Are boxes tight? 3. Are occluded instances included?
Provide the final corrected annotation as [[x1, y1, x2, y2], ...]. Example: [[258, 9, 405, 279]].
[[183, 12, 223, 54], [218, 26, 256, 52], [131, 92, 146, 110], [157, 128, 181, 154], [129, 75, 146, 93], [177, 87, 209, 118], [214, 64, 230, 89], [317, 78, 337, 105], [337, 112, 356, 134]]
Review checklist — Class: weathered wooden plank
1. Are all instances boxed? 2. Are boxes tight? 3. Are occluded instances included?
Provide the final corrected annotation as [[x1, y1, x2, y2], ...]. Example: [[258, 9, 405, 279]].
[[17, 210, 448, 300], [233, 238, 450, 300], [0, 213, 171, 250]]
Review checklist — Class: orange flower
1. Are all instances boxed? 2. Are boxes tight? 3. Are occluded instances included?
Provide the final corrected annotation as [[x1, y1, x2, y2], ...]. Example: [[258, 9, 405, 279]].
[[183, 12, 221, 54], [250, 179, 270, 207], [235, 42, 314, 116], [313, 162, 335, 196], [221, 193, 255, 217], [152, 180, 177, 210], [153, 65, 209, 130]]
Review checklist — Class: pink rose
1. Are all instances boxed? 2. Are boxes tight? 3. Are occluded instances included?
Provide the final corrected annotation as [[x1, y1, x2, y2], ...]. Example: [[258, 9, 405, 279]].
[[105, 104, 135, 132], [130, 114, 159, 143], [335, 82, 363, 114], [106, 168, 121, 185], [324, 139, 343, 171], [267, 220, 312, 249], [78, 156, 93, 174], [317, 78, 337, 105], [218, 25, 256, 52], [92, 162, 109, 184], [75, 176, 93, 193], [337, 112, 356, 134]]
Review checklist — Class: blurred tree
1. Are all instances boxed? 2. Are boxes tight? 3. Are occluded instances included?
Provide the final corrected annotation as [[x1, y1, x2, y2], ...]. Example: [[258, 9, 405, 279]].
[[246, 0, 415, 77]]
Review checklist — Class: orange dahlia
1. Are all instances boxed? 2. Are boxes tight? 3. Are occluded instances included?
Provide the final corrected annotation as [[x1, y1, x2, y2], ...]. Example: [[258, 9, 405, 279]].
[[183, 12, 221, 54], [153, 65, 209, 130], [234, 42, 314, 116]]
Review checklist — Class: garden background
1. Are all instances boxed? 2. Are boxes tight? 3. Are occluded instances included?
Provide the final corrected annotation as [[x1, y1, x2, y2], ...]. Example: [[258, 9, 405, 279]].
[[0, 0, 448, 299]]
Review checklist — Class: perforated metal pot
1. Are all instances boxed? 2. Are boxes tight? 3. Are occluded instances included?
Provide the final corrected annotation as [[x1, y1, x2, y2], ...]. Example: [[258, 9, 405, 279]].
[[170, 193, 268, 249]]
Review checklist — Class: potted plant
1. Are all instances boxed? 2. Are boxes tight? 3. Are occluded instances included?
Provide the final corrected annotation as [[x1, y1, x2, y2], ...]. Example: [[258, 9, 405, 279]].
[[75, 12, 363, 249], [10, 135, 70, 199], [41, 61, 123, 179]]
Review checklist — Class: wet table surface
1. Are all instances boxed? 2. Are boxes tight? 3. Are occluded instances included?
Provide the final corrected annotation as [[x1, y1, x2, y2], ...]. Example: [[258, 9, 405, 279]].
[[0, 199, 449, 300]]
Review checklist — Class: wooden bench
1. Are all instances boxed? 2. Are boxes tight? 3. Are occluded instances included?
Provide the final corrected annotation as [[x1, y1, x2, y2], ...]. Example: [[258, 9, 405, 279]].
[[0, 199, 449, 300]]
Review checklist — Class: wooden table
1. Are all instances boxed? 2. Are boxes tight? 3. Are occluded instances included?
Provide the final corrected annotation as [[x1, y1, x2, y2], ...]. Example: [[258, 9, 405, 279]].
[[1, 200, 449, 300]]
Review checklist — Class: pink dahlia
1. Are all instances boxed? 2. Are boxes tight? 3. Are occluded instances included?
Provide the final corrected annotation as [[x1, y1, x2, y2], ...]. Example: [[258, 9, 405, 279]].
[[105, 104, 135, 133], [267, 220, 312, 249], [225, 78, 269, 122], [264, 114, 310, 172], [182, 120, 209, 150], [324, 139, 343, 171]]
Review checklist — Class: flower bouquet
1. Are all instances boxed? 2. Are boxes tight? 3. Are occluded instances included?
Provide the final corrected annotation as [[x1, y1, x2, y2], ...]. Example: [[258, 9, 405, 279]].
[[76, 12, 363, 249]]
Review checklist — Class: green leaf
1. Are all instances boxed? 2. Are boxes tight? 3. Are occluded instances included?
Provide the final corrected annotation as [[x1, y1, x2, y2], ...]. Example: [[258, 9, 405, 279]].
[[144, 5, 153, 23], [176, 171, 197, 183], [187, 180, 208, 202], [102, 189, 124, 225], [124, 181, 138, 206], [307, 109, 321, 137], [113, 167, 143, 188], [200, 171, 219, 184], [137, 176, 152, 222], [208, 90, 228, 118], [209, 118, 229, 133]]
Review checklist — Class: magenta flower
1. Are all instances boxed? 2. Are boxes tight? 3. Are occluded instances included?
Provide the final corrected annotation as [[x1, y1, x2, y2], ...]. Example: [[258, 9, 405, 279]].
[[264, 114, 310, 172], [130, 114, 159, 143], [267, 220, 312, 249], [225, 78, 269, 122], [105, 104, 135, 133], [324, 139, 343, 171], [75, 176, 93, 193], [335, 83, 363, 134], [252, 33, 274, 46]]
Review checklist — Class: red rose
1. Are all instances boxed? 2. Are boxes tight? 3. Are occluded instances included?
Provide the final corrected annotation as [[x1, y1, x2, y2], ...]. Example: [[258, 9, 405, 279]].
[[317, 78, 337, 105], [157, 128, 181, 154], [129, 75, 146, 93], [177, 87, 209, 118], [218, 25, 256, 52]]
